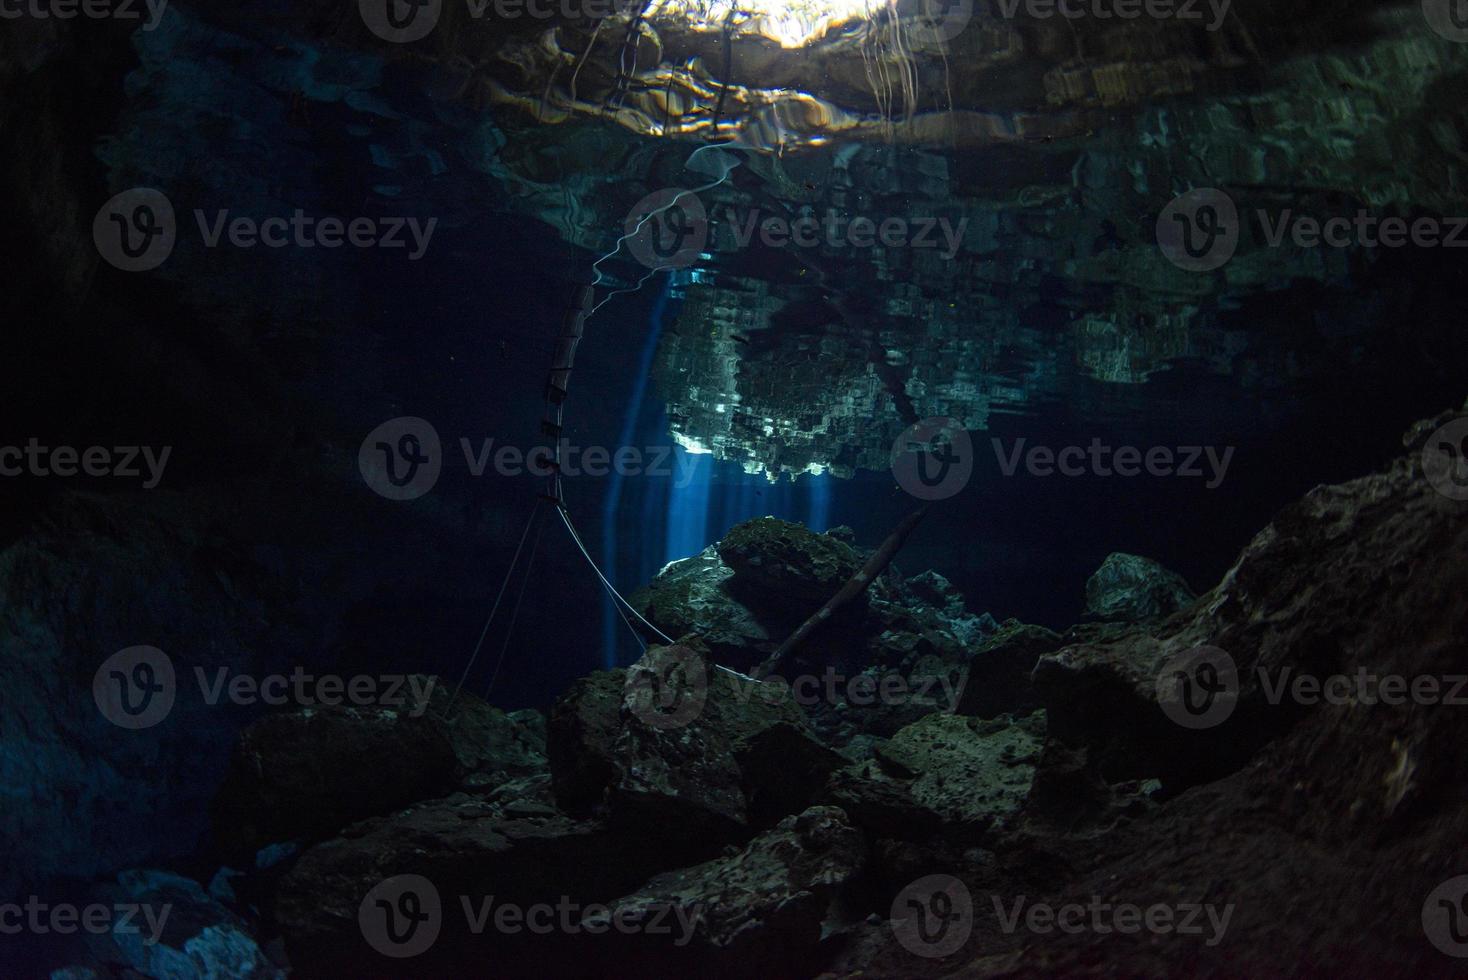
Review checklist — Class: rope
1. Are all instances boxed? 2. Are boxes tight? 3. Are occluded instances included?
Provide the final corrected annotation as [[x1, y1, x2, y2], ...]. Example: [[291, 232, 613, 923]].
[[483, 505, 549, 699], [441, 499, 542, 718], [557, 502, 674, 645]]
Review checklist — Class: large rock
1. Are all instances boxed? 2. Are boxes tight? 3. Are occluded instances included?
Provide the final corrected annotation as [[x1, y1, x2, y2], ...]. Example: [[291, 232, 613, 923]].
[[78, 869, 282, 980], [212, 680, 546, 857], [628, 545, 785, 669], [275, 792, 679, 975], [825, 713, 1044, 843], [717, 517, 861, 605], [1083, 552, 1196, 622], [589, 805, 868, 976], [873, 713, 1045, 834], [547, 641, 831, 846], [1036, 440, 1468, 790], [955, 620, 1064, 717]]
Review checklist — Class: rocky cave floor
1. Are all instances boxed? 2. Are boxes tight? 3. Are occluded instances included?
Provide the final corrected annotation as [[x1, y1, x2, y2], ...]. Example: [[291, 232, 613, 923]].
[[42, 399, 1468, 979]]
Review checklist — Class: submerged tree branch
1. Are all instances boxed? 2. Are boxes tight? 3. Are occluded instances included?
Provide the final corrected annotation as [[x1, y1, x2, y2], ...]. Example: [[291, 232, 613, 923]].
[[753, 505, 930, 680]]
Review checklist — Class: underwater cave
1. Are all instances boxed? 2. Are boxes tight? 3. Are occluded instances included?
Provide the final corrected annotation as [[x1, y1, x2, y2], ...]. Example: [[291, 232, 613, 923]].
[[3, 0, 1468, 975]]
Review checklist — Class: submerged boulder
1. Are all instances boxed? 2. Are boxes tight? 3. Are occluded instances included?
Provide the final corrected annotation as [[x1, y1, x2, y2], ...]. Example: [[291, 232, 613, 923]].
[[717, 517, 861, 605], [590, 805, 868, 976], [874, 712, 1044, 832], [80, 869, 282, 980], [1083, 552, 1196, 622], [275, 792, 679, 974], [628, 545, 784, 668], [826, 712, 1045, 843], [212, 679, 546, 857], [1037, 442, 1468, 791], [955, 619, 1064, 718], [547, 641, 831, 846]]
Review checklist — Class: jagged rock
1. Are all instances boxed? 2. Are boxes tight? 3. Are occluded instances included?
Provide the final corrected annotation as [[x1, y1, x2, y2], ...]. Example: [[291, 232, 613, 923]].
[[546, 668, 626, 814], [821, 760, 940, 842], [1083, 552, 1196, 622], [812, 659, 969, 745], [547, 642, 820, 846], [0, 492, 296, 901], [275, 791, 682, 974], [898, 570, 999, 647], [628, 545, 784, 668], [872, 713, 1045, 835], [426, 686, 548, 786], [824, 713, 1044, 844], [1036, 443, 1468, 791], [732, 721, 849, 827], [824, 525, 857, 545], [80, 870, 282, 980], [212, 680, 545, 858], [590, 806, 868, 976], [956, 620, 1064, 718], [717, 517, 861, 605], [635, 524, 995, 684]]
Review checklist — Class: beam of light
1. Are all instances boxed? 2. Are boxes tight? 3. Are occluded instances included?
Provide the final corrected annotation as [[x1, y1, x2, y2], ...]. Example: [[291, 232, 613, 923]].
[[664, 446, 712, 566], [805, 471, 832, 531], [602, 278, 673, 669]]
